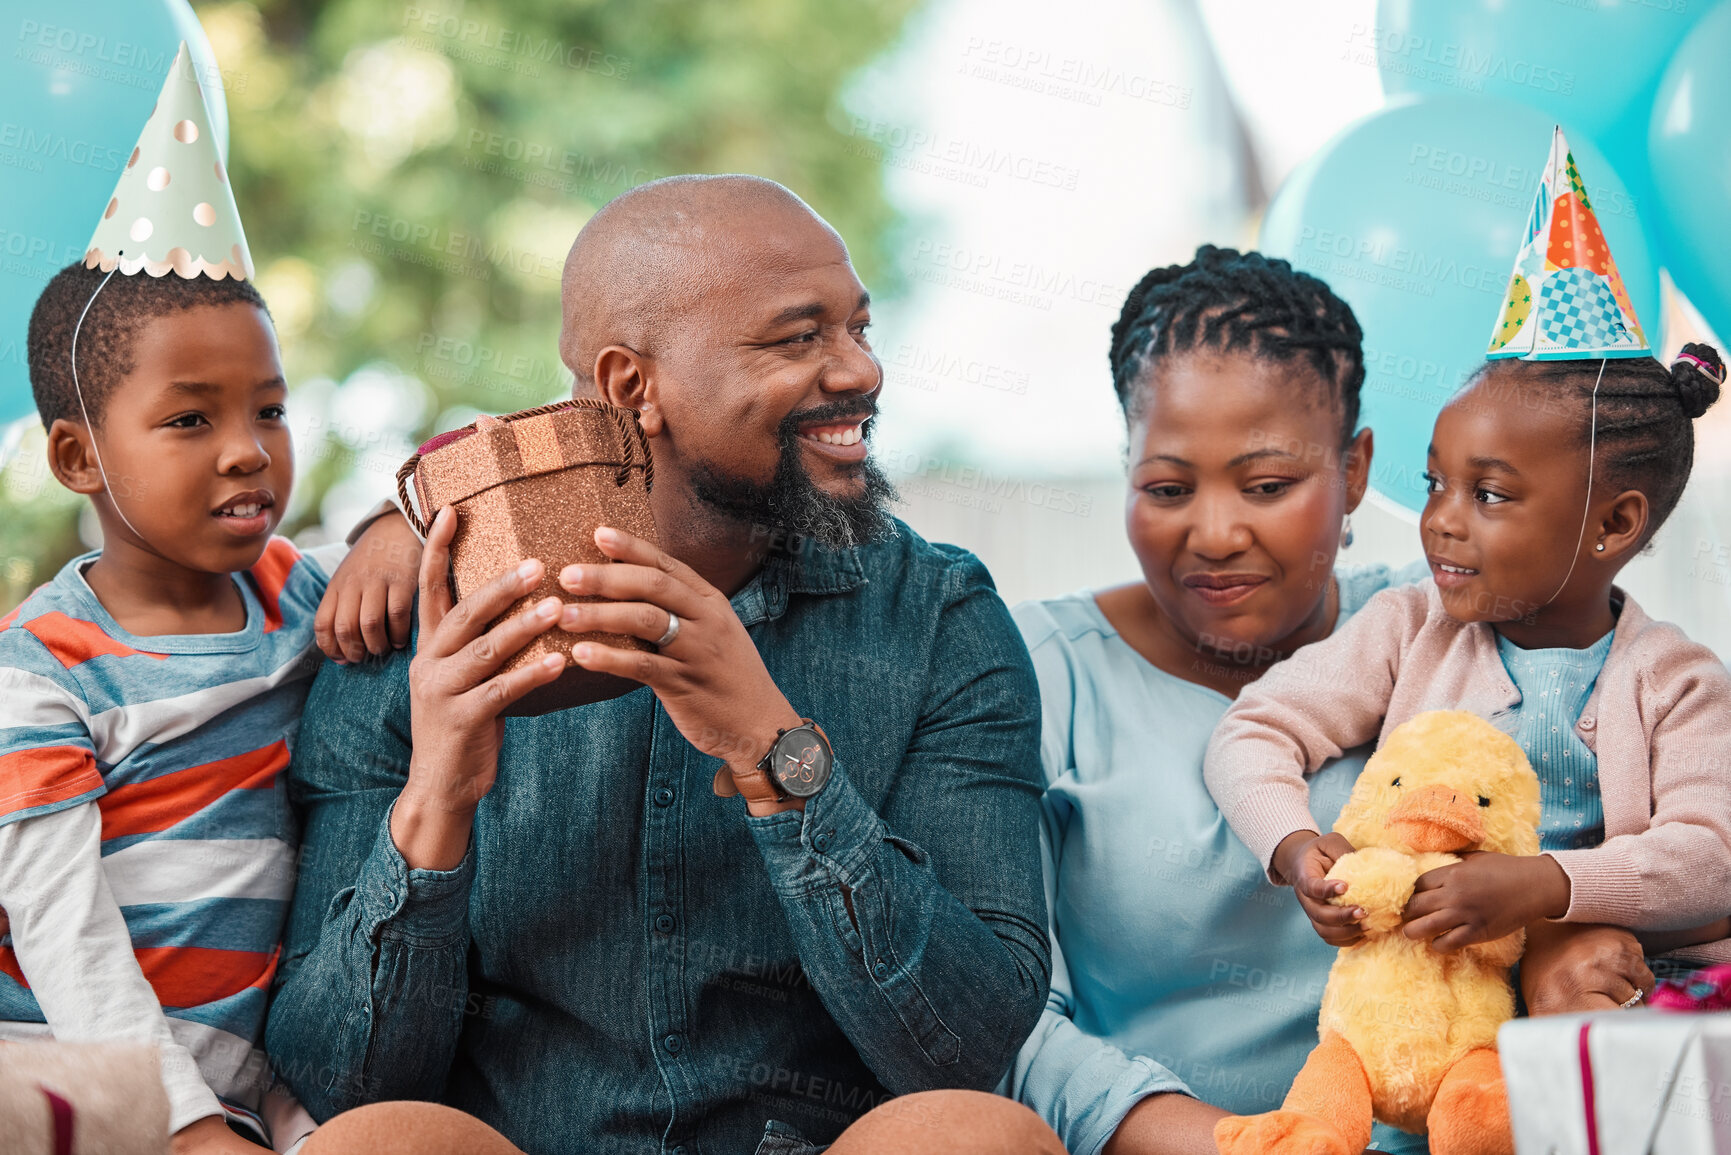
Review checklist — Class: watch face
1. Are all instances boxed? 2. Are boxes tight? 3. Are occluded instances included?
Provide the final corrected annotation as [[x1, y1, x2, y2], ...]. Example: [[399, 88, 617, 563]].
[[772, 727, 832, 798]]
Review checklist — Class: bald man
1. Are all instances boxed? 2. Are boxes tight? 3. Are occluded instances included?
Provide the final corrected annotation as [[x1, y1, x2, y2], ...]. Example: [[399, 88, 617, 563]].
[[267, 177, 1063, 1155]]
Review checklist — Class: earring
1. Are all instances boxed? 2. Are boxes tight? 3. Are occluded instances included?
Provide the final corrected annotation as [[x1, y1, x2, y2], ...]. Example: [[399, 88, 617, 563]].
[[1341, 515, 1354, 549], [1594, 542, 1606, 552]]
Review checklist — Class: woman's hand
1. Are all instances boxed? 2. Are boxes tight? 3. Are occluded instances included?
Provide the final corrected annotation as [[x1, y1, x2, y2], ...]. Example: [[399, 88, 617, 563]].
[[1402, 852, 1570, 953], [314, 510, 423, 663], [393, 506, 566, 869], [1521, 921, 1653, 1015], [1272, 831, 1364, 947], [558, 526, 804, 813]]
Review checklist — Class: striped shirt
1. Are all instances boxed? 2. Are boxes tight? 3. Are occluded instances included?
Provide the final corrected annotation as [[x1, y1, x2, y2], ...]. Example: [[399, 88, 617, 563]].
[[0, 537, 332, 1134]]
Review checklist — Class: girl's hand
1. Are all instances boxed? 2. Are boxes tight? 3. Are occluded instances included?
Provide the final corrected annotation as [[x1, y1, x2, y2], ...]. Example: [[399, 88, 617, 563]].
[[1402, 851, 1571, 952], [1272, 830, 1364, 947]]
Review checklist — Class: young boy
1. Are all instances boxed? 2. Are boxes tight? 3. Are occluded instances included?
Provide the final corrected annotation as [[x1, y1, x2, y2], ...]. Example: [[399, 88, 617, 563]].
[[0, 45, 405, 1155]]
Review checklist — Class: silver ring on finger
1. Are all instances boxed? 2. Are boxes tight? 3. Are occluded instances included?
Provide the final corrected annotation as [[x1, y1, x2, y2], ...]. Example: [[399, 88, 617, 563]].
[[654, 611, 680, 648], [1620, 988, 1645, 1009]]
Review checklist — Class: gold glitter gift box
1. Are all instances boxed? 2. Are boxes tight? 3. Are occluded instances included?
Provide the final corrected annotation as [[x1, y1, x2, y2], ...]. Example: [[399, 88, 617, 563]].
[[398, 399, 656, 716]]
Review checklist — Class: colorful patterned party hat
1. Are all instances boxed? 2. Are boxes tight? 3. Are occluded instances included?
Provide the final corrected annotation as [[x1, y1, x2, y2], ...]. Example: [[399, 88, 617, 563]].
[[83, 41, 251, 280], [1486, 127, 1646, 361]]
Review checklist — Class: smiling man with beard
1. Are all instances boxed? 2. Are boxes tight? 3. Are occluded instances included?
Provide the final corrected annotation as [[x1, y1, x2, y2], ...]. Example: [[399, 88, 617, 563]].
[[266, 176, 1062, 1155]]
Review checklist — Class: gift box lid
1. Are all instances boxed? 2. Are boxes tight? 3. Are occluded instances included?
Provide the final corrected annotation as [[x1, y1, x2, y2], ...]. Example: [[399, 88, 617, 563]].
[[400, 399, 652, 528]]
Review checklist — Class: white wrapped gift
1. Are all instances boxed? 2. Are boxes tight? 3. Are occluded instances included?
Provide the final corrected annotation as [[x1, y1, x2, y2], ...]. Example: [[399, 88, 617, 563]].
[[1499, 1010, 1731, 1154]]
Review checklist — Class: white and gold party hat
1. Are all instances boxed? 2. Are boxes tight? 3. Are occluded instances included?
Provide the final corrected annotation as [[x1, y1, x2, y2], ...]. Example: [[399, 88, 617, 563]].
[[84, 41, 251, 280]]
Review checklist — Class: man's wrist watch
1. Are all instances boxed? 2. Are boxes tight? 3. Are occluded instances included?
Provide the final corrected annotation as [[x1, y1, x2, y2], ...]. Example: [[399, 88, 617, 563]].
[[719, 719, 831, 807], [758, 719, 833, 799], [716, 719, 835, 807]]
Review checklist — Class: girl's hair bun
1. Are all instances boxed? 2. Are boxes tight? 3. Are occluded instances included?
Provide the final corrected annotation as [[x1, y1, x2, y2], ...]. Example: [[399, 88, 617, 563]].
[[1670, 342, 1724, 420]]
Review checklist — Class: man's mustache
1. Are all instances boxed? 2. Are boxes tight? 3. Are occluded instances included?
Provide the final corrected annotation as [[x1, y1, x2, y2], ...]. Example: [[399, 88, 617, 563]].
[[779, 399, 880, 438]]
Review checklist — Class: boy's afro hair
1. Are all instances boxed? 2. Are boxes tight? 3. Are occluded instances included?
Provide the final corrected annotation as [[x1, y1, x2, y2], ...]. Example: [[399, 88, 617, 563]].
[[27, 262, 270, 428]]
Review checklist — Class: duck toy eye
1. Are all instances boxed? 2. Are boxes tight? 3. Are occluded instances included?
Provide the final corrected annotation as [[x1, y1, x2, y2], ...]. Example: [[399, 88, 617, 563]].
[[1477, 796, 1491, 807], [1391, 777, 1401, 787]]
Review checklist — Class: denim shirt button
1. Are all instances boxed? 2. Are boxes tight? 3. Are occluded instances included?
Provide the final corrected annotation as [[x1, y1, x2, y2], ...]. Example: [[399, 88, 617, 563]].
[[873, 958, 889, 980], [663, 1033, 683, 1055], [653, 787, 675, 807], [812, 831, 832, 854], [654, 913, 675, 935]]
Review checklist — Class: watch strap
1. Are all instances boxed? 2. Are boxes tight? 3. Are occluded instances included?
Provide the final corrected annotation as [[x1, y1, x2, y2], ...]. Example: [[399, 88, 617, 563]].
[[714, 762, 789, 806]]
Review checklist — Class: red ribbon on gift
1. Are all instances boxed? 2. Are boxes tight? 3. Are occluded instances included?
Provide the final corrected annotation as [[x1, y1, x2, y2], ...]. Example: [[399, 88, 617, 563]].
[[1578, 1022, 1601, 1155], [40, 1085, 75, 1155]]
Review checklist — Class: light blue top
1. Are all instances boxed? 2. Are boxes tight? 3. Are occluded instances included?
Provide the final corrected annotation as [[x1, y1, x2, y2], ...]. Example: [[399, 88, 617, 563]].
[[1007, 562, 1432, 1155], [1495, 629, 1615, 852]]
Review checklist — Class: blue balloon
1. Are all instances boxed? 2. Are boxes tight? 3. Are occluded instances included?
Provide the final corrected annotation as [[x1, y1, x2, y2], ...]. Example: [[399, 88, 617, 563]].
[[1374, 0, 1720, 275], [0, 2, 227, 426], [1260, 95, 1659, 515], [1649, 1, 1731, 343]]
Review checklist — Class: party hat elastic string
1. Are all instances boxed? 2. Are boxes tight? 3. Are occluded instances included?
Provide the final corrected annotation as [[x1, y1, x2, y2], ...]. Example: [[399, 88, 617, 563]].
[[70, 264, 149, 546], [1538, 357, 1607, 612]]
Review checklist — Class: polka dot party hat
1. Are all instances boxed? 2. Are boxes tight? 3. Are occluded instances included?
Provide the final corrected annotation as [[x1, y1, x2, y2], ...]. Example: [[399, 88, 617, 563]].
[[83, 41, 251, 281], [1486, 126, 1647, 361]]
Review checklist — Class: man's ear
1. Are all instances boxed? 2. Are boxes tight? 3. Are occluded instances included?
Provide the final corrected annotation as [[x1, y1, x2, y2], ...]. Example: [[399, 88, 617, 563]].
[[593, 345, 661, 435], [45, 418, 105, 495]]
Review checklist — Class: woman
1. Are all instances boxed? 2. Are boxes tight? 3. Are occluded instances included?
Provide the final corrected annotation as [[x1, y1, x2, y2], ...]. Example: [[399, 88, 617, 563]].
[[1007, 246, 1653, 1155]]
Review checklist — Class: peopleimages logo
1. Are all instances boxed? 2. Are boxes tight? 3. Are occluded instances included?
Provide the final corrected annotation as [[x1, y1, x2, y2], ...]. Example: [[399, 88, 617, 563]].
[[1294, 226, 1506, 297], [0, 122, 127, 173], [400, 7, 632, 78], [845, 117, 1082, 192], [1345, 24, 1575, 95], [15, 20, 175, 70]]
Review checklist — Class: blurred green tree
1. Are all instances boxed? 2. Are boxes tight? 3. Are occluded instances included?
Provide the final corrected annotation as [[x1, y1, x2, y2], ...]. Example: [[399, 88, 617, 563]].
[[1, 0, 916, 611]]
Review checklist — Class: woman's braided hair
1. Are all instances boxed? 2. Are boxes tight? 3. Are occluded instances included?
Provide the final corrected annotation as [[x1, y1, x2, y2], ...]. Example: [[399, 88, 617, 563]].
[[1468, 341, 1724, 538], [1109, 244, 1367, 445]]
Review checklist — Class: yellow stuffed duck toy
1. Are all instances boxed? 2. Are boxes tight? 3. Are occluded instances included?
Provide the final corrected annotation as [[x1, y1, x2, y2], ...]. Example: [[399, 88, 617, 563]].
[[1215, 710, 1541, 1155]]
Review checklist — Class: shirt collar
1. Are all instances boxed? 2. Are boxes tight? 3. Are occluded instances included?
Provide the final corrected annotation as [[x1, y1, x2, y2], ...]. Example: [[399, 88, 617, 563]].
[[728, 540, 866, 627]]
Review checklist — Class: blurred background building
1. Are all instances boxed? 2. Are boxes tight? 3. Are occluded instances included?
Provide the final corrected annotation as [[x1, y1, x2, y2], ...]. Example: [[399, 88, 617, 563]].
[[3, 0, 1726, 656]]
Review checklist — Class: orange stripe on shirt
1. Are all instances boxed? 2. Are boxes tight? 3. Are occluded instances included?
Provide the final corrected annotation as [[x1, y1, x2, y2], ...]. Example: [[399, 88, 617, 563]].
[[0, 745, 103, 817], [135, 946, 277, 1008], [21, 611, 168, 668], [98, 741, 287, 839], [0, 935, 281, 1002], [248, 538, 302, 634]]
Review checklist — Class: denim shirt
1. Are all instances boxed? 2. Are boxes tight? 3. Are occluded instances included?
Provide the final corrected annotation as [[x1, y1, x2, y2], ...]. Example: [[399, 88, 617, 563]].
[[265, 521, 1050, 1155]]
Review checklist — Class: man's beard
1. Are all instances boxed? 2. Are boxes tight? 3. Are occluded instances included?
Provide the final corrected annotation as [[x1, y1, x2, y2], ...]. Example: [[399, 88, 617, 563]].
[[688, 411, 897, 552]]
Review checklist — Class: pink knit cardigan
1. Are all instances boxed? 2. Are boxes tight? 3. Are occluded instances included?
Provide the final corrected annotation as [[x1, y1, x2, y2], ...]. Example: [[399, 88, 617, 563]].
[[1204, 581, 1731, 962]]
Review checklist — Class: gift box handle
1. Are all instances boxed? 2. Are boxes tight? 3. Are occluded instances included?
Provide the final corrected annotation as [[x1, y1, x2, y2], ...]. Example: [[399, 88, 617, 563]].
[[396, 452, 429, 538], [394, 398, 653, 538]]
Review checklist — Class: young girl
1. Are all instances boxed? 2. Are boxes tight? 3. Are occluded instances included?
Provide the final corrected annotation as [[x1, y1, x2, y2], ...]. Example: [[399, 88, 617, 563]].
[[1204, 343, 1731, 972]]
